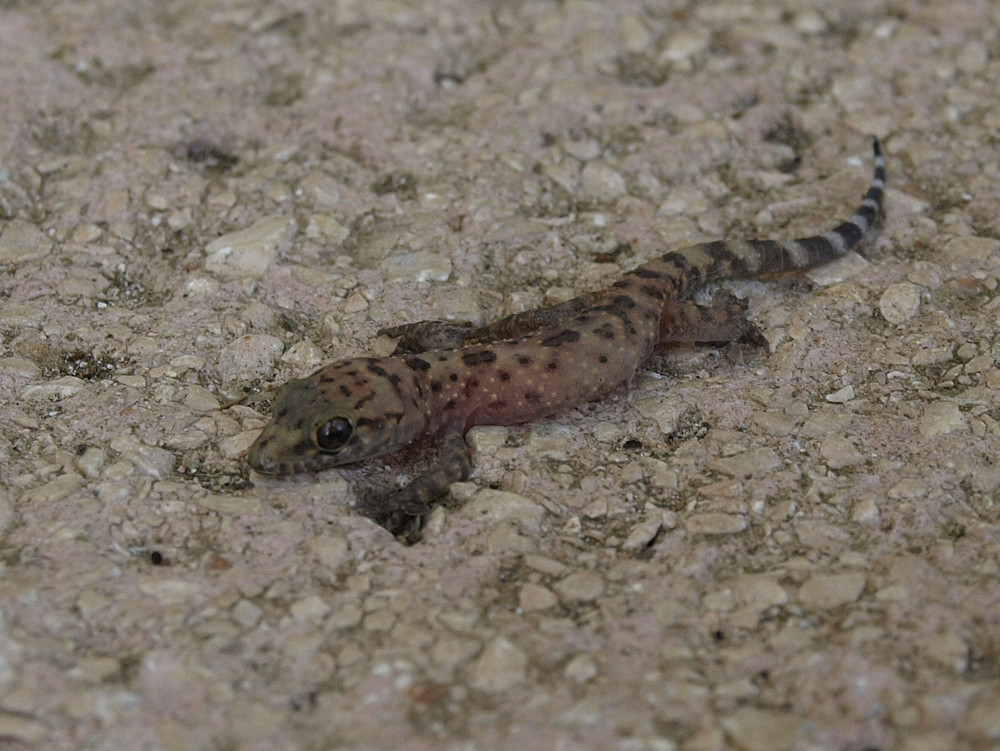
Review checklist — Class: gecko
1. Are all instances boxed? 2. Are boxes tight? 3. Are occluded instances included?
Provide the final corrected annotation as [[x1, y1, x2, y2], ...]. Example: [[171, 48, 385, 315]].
[[248, 138, 885, 535]]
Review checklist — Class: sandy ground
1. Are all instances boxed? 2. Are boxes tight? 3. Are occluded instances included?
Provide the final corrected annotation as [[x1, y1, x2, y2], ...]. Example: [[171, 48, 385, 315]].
[[1, 1, 999, 749]]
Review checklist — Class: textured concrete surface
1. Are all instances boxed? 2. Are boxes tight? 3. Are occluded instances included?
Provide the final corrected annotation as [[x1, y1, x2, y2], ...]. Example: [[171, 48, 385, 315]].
[[1, 1, 999, 749]]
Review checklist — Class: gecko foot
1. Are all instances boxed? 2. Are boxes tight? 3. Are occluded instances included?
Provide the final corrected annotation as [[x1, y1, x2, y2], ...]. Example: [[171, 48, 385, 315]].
[[357, 429, 472, 541]]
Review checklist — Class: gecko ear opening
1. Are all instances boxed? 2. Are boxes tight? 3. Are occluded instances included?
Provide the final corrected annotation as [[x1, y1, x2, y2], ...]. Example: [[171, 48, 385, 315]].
[[315, 417, 353, 451]]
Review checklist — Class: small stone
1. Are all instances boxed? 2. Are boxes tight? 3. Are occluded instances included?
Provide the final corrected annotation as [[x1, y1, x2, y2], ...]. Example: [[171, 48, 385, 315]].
[[459, 489, 546, 533], [0, 357, 41, 378], [0, 219, 53, 263], [580, 162, 627, 202], [710, 448, 781, 478], [518, 583, 558, 612], [231, 599, 263, 629], [22, 376, 86, 401], [0, 491, 12, 537], [820, 435, 865, 469], [139, 580, 202, 605], [850, 496, 880, 524], [661, 30, 709, 62], [917, 629, 968, 673], [622, 516, 663, 551], [110, 436, 175, 479], [378, 251, 452, 282], [943, 236, 998, 262], [469, 637, 527, 693], [917, 401, 967, 439], [721, 707, 801, 751], [825, 384, 855, 403], [563, 653, 598, 683], [553, 571, 605, 603], [955, 40, 988, 74], [305, 214, 350, 244], [797, 572, 866, 611], [965, 687, 1000, 739], [216, 334, 285, 387], [879, 282, 922, 324], [19, 473, 81, 504], [686, 513, 747, 535], [280, 340, 324, 370], [0, 713, 47, 745], [205, 215, 297, 279], [310, 533, 350, 571], [733, 575, 788, 610], [290, 595, 331, 623]]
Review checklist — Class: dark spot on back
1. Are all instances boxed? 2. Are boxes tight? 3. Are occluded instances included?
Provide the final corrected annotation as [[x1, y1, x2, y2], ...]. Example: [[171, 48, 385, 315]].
[[462, 350, 497, 366], [516, 354, 532, 366], [430, 380, 442, 392], [499, 371, 511, 381], [541, 329, 581, 347], [632, 267, 667, 280], [593, 323, 615, 339], [339, 384, 352, 397], [405, 356, 430, 371], [547, 361, 558, 370], [598, 354, 609, 363], [640, 284, 666, 300], [367, 363, 389, 378], [449, 373, 459, 381]]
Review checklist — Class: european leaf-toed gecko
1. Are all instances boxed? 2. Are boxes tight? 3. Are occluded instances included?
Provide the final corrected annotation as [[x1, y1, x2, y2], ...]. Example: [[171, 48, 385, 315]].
[[248, 139, 885, 534]]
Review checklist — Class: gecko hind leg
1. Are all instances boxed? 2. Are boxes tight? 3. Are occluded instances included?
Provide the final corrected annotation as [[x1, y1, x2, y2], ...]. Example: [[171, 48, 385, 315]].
[[380, 293, 604, 354], [358, 428, 472, 538], [659, 291, 767, 347], [379, 320, 476, 354]]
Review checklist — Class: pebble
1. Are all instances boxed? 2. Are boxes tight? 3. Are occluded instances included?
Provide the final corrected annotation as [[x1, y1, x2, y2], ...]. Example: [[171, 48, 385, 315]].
[[109, 436, 175, 479], [580, 162, 627, 202], [0, 219, 53, 263], [879, 282, 922, 324], [820, 434, 865, 469], [942, 235, 999, 262], [710, 448, 781, 478], [622, 515, 663, 551], [310, 533, 350, 571], [563, 653, 598, 683], [19, 473, 81, 504], [0, 712, 47, 745], [917, 629, 968, 673], [797, 572, 866, 611], [0, 490, 12, 536], [231, 599, 264, 629], [305, 214, 350, 244], [553, 571, 605, 603], [378, 251, 452, 283], [965, 687, 1000, 739], [138, 580, 202, 606], [459, 489, 546, 534], [824, 384, 855, 403], [216, 334, 285, 387], [469, 637, 528, 693], [22, 376, 86, 401], [518, 583, 558, 612], [917, 401, 967, 439], [686, 513, 747, 536], [204, 215, 297, 279], [720, 707, 801, 751], [290, 595, 331, 624]]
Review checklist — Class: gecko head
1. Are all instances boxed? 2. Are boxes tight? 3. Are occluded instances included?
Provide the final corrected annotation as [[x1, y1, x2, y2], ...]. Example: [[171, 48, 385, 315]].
[[247, 358, 430, 475]]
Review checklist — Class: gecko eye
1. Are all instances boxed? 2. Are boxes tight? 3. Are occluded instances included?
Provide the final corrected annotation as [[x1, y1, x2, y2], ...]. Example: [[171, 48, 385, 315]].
[[315, 417, 353, 451]]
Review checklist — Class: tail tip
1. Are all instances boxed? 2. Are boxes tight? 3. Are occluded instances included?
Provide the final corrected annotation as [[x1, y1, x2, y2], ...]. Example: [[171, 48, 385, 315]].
[[872, 136, 882, 157]]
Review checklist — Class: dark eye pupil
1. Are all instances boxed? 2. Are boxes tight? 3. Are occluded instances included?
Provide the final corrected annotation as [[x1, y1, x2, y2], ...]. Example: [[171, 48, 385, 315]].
[[316, 417, 352, 451]]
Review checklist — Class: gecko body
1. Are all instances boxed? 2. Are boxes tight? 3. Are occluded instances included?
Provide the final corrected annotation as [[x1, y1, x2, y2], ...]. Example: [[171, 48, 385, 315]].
[[248, 139, 885, 532]]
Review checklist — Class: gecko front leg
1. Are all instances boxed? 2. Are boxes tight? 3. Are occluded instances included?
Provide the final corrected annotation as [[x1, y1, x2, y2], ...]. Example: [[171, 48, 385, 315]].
[[358, 428, 472, 536]]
